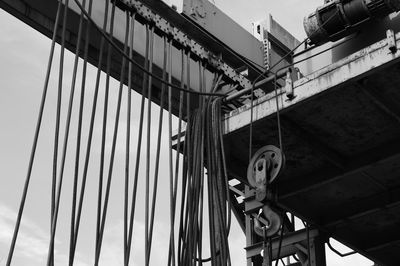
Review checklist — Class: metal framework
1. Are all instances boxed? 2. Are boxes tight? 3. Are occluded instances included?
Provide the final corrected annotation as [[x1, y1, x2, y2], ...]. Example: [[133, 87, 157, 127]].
[[1, 0, 400, 265]]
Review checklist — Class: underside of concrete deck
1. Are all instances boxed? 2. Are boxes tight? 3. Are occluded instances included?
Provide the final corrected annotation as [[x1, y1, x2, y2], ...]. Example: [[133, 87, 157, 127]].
[[223, 31, 400, 266]]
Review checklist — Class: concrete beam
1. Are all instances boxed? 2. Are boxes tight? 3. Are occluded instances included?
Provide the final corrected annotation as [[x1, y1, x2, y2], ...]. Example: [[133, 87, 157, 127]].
[[323, 186, 400, 227], [359, 82, 400, 125], [278, 138, 400, 199], [280, 116, 345, 170], [223, 30, 400, 135]]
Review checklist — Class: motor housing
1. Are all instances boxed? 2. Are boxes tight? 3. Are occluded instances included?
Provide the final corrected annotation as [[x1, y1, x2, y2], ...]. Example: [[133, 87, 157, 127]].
[[304, 0, 400, 45]]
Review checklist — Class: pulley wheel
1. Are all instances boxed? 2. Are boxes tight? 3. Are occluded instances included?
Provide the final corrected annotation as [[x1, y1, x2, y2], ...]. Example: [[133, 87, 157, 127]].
[[247, 145, 285, 188]]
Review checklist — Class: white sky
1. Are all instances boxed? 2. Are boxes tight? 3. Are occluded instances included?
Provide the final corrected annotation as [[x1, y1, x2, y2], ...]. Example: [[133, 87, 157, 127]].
[[0, 0, 374, 265]]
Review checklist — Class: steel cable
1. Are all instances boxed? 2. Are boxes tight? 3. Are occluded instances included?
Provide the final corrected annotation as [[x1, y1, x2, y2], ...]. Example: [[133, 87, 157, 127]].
[[176, 50, 191, 265], [126, 22, 150, 266], [207, 100, 218, 266], [167, 37, 176, 266], [70, 0, 108, 260], [95, 3, 129, 264], [6, 0, 63, 264], [175, 69, 233, 265], [9, 1, 244, 264], [144, 25, 155, 266], [95, 1, 116, 258], [147, 27, 166, 264], [124, 11, 135, 266], [168, 48, 188, 266], [275, 216, 284, 266], [69, 0, 93, 263], [49, 0, 90, 263], [209, 96, 232, 265], [48, 1, 70, 264]]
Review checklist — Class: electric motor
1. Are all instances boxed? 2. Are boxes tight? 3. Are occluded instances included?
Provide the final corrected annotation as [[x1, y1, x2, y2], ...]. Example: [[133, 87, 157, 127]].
[[304, 0, 400, 45]]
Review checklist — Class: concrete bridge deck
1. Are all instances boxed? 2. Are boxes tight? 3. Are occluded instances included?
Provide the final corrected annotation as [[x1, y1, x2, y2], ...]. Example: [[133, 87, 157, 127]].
[[223, 30, 400, 266]]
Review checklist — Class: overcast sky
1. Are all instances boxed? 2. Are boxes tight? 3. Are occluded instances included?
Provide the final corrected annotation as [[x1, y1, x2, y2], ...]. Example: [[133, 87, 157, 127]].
[[0, 0, 374, 265]]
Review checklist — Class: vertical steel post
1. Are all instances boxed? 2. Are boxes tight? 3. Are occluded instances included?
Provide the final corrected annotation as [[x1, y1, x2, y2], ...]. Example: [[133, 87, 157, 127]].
[[309, 234, 327, 266]]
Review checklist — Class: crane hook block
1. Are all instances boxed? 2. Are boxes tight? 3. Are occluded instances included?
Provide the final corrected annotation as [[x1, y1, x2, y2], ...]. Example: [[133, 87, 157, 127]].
[[247, 145, 285, 201], [254, 205, 282, 238]]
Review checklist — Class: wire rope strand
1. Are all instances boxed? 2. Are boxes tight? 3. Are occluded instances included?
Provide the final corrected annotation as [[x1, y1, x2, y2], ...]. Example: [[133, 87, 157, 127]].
[[167, 36, 176, 266], [95, 4, 129, 265], [195, 63, 207, 265], [91, 0, 110, 254], [168, 48, 186, 266], [147, 34, 168, 263], [69, 0, 93, 266], [71, 0, 108, 259], [273, 75, 283, 152], [124, 11, 135, 266], [69, 0, 93, 263], [144, 25, 155, 266], [48, 1, 70, 264], [173, 49, 186, 212], [217, 98, 232, 235], [49, 0, 90, 263], [96, 1, 116, 257], [6, 1, 63, 264], [248, 83, 255, 163], [275, 220, 284, 266], [177, 50, 191, 264], [126, 22, 150, 265]]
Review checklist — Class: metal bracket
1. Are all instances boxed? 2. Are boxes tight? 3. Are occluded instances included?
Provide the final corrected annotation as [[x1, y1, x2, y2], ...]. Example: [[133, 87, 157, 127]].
[[245, 228, 327, 266], [387, 29, 397, 54], [285, 69, 295, 100], [263, 39, 270, 70]]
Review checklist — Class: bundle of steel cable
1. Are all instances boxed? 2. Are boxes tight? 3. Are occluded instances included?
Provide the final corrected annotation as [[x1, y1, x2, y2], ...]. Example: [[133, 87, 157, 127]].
[[6, 1, 233, 265], [177, 73, 232, 265]]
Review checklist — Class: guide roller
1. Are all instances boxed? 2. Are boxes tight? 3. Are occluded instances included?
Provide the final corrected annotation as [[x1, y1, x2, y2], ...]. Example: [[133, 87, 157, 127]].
[[304, 0, 400, 45]]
